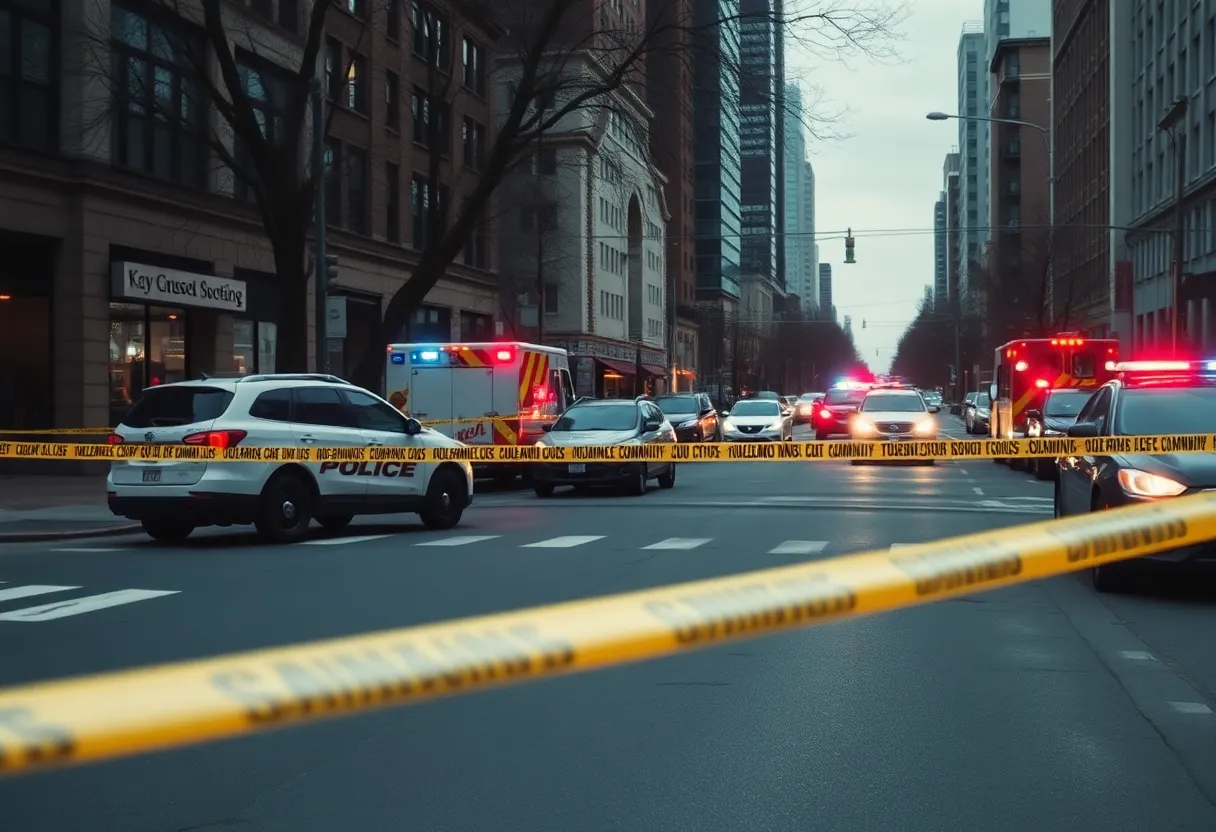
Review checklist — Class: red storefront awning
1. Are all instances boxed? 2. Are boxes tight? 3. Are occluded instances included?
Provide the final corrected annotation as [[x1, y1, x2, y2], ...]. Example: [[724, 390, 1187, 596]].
[[597, 358, 637, 375]]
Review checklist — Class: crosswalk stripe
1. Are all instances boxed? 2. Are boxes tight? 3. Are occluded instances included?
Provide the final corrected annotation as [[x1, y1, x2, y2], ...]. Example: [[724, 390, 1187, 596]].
[[767, 540, 829, 555], [0, 585, 80, 603], [0, 589, 179, 622], [300, 535, 392, 546], [642, 538, 711, 550], [416, 535, 501, 547], [522, 536, 605, 548], [51, 547, 125, 553]]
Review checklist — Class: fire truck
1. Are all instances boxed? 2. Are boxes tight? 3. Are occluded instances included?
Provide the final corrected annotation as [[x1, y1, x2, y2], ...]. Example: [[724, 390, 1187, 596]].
[[989, 333, 1120, 440]]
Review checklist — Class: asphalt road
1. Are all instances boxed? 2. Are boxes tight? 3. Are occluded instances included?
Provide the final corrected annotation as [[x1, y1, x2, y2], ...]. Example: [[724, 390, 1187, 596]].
[[2, 417, 1216, 831]]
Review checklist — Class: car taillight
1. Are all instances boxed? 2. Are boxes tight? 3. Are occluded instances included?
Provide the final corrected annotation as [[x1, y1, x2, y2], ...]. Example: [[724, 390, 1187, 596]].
[[106, 433, 124, 445], [183, 430, 247, 449]]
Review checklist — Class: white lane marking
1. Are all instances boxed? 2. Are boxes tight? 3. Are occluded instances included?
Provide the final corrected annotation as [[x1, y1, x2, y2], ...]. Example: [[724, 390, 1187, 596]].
[[0, 589, 179, 622], [973, 486, 985, 495], [522, 536, 605, 548], [768, 540, 829, 555], [889, 543, 917, 549], [1169, 701, 1213, 715], [416, 535, 501, 547], [0, 585, 80, 603], [642, 538, 711, 550], [51, 547, 125, 553], [1119, 650, 1156, 661], [300, 535, 393, 546], [958, 468, 969, 475]]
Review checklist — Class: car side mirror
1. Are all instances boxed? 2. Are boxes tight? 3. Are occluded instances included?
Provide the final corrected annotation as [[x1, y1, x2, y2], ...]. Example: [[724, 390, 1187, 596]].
[[720, 410, 730, 417], [1066, 422, 1098, 438], [1025, 409, 1042, 421], [541, 423, 553, 432], [643, 420, 662, 433], [404, 417, 423, 436]]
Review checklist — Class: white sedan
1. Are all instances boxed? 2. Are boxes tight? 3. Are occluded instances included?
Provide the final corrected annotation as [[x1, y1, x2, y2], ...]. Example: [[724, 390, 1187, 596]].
[[721, 399, 794, 441], [849, 388, 938, 465]]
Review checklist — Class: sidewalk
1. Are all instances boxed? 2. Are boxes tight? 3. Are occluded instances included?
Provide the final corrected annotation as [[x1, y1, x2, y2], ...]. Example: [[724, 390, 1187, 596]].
[[0, 476, 139, 542]]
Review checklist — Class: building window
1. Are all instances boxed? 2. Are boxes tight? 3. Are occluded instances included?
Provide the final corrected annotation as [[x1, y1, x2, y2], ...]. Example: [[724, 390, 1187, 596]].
[[461, 36, 484, 96], [278, 0, 298, 33], [346, 0, 366, 17], [232, 318, 277, 375], [538, 148, 557, 174], [462, 204, 486, 267], [346, 52, 366, 113], [324, 39, 341, 99], [233, 58, 289, 203], [346, 147, 367, 233], [411, 2, 448, 66], [411, 173, 436, 247], [110, 3, 207, 189], [323, 139, 341, 224], [386, 161, 400, 243], [385, 70, 399, 128], [520, 203, 557, 231], [461, 115, 483, 170], [411, 87, 448, 151], [385, 0, 400, 40], [0, 0, 58, 150]]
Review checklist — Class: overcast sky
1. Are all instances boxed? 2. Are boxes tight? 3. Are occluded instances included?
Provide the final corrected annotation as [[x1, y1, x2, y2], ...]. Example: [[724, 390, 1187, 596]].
[[786, 0, 977, 372]]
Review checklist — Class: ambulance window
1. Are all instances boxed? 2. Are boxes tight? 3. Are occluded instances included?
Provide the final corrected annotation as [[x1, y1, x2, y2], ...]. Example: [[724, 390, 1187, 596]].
[[996, 364, 1010, 398], [1071, 353, 1095, 378], [343, 389, 408, 433]]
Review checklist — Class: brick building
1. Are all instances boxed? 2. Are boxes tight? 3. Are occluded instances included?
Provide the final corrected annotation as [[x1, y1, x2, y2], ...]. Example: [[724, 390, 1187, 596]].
[[0, 0, 502, 438]]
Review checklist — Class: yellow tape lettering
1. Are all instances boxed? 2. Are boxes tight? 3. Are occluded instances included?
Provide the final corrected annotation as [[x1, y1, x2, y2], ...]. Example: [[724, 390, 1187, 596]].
[[891, 544, 1023, 597], [0, 707, 75, 770]]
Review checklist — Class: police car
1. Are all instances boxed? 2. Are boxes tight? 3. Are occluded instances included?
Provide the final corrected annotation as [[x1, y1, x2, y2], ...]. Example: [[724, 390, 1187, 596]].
[[106, 374, 474, 543]]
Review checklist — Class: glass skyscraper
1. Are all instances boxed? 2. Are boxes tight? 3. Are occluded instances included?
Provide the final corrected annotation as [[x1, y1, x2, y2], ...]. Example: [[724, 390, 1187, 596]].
[[692, 0, 743, 301], [738, 0, 783, 290]]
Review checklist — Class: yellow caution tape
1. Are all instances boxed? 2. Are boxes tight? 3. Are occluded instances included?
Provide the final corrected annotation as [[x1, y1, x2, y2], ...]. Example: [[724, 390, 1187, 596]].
[[0, 416, 554, 435], [1, 435, 1213, 463], [0, 427, 114, 435], [0, 491, 1213, 776]]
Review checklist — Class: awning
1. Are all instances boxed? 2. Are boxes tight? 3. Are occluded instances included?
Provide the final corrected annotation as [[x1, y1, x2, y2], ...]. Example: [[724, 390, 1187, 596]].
[[641, 364, 667, 376], [597, 358, 637, 376]]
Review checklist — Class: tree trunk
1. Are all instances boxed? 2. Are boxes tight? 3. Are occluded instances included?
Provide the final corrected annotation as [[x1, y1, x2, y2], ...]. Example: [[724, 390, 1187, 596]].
[[269, 229, 309, 373]]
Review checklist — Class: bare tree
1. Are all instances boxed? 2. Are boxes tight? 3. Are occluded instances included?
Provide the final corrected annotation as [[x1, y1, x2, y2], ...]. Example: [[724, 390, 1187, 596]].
[[80, 0, 904, 374]]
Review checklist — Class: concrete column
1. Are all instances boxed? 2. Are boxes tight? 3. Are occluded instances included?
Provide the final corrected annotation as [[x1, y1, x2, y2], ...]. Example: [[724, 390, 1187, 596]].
[[1203, 298, 1212, 353], [1188, 299, 1200, 347]]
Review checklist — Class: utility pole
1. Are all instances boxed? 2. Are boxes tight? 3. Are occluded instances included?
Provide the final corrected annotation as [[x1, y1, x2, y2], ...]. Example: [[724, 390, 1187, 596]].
[[1159, 95, 1189, 356], [534, 99, 547, 345], [310, 79, 327, 373]]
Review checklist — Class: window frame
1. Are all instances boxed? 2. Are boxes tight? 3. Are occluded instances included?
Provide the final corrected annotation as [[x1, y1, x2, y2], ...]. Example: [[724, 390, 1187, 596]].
[[1, 0, 60, 151]]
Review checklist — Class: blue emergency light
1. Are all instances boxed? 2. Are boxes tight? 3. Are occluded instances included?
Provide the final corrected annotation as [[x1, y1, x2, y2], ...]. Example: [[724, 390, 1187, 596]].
[[413, 349, 440, 363], [390, 353, 405, 365]]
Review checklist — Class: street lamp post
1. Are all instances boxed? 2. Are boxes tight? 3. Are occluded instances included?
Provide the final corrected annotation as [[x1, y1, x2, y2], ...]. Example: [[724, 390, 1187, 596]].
[[926, 111, 1055, 321], [1158, 96, 1188, 356]]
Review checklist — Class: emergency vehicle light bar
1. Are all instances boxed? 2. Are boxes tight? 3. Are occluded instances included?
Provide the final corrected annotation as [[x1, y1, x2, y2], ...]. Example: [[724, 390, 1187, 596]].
[[1114, 360, 1192, 372]]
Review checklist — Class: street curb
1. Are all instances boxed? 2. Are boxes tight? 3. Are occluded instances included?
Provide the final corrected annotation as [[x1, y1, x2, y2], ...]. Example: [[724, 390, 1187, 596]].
[[0, 524, 142, 544]]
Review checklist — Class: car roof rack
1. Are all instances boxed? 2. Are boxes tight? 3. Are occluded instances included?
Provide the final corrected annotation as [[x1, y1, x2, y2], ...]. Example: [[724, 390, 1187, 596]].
[[235, 373, 351, 384]]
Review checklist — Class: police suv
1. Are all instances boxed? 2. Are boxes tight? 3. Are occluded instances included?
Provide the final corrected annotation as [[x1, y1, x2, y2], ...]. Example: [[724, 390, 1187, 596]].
[[106, 374, 474, 543]]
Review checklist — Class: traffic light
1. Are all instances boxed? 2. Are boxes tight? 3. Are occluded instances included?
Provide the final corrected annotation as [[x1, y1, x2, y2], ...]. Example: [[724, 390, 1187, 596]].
[[323, 253, 339, 283], [844, 229, 855, 264]]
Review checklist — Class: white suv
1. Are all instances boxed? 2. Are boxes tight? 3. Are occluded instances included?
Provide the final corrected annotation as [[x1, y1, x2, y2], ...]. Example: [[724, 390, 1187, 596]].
[[106, 374, 474, 543]]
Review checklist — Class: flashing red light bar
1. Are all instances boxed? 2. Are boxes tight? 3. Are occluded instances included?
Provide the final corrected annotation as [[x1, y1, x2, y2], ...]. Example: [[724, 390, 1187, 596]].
[[1035, 379, 1050, 388], [1115, 360, 1191, 372], [495, 349, 515, 363], [1050, 338, 1085, 347], [1014, 360, 1028, 372]]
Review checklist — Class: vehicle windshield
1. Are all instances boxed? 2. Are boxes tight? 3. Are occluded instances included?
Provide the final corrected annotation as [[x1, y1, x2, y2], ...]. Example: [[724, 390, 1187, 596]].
[[861, 394, 926, 413], [655, 396, 698, 415], [1044, 390, 1091, 417], [1117, 387, 1216, 435], [975, 394, 991, 407], [551, 405, 638, 431], [730, 400, 781, 417], [122, 386, 234, 428], [824, 389, 863, 405], [798, 393, 820, 401]]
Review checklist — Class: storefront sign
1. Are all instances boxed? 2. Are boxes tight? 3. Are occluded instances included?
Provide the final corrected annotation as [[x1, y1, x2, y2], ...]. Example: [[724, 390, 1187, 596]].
[[111, 262, 247, 312], [549, 337, 665, 368], [326, 297, 347, 339]]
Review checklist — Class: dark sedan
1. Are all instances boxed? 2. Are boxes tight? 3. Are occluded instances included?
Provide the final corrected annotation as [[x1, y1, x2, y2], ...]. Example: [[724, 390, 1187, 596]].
[[813, 387, 865, 440], [1054, 362, 1216, 592], [654, 392, 720, 442], [1018, 388, 1092, 479]]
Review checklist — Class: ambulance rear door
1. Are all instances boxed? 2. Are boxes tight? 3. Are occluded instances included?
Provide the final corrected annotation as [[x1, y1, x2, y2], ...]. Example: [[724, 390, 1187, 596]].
[[404, 347, 454, 435], [449, 348, 495, 445]]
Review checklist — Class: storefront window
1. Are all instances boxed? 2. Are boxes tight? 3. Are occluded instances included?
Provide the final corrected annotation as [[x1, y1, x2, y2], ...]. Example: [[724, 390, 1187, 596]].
[[0, 243, 53, 431], [258, 322, 277, 373], [109, 302, 187, 425], [234, 319, 278, 374]]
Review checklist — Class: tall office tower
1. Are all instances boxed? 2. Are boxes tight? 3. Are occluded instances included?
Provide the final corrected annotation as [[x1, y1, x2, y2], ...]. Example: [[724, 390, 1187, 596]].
[[739, 0, 783, 290], [783, 84, 815, 314], [818, 263, 832, 313], [934, 194, 947, 308], [956, 23, 986, 307]]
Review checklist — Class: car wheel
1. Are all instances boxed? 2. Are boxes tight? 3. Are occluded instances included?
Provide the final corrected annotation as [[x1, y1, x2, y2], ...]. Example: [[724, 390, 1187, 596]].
[[534, 483, 556, 497], [1092, 562, 1131, 593], [317, 514, 353, 531], [255, 472, 314, 544], [626, 464, 647, 496], [815, 430, 827, 441], [419, 468, 467, 530], [658, 463, 676, 489], [1053, 479, 1063, 518], [141, 518, 194, 542], [1035, 459, 1055, 480]]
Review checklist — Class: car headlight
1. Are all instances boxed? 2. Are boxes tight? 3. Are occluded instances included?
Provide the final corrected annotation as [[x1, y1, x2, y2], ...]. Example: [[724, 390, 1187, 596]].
[[1117, 469, 1187, 498], [677, 418, 699, 429], [853, 419, 875, 435], [913, 418, 935, 435]]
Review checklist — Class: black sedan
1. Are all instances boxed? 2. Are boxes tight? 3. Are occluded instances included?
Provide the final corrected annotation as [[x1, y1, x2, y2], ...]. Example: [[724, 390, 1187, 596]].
[[654, 392, 721, 442], [1054, 365, 1216, 592], [532, 398, 677, 496], [1016, 388, 1093, 479]]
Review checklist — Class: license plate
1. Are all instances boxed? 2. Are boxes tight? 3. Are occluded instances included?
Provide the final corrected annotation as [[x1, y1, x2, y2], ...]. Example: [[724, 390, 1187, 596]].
[[568, 464, 586, 474], [142, 470, 162, 483]]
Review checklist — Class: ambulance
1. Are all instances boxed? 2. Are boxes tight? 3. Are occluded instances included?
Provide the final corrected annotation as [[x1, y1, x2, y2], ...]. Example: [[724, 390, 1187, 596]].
[[384, 341, 575, 482]]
